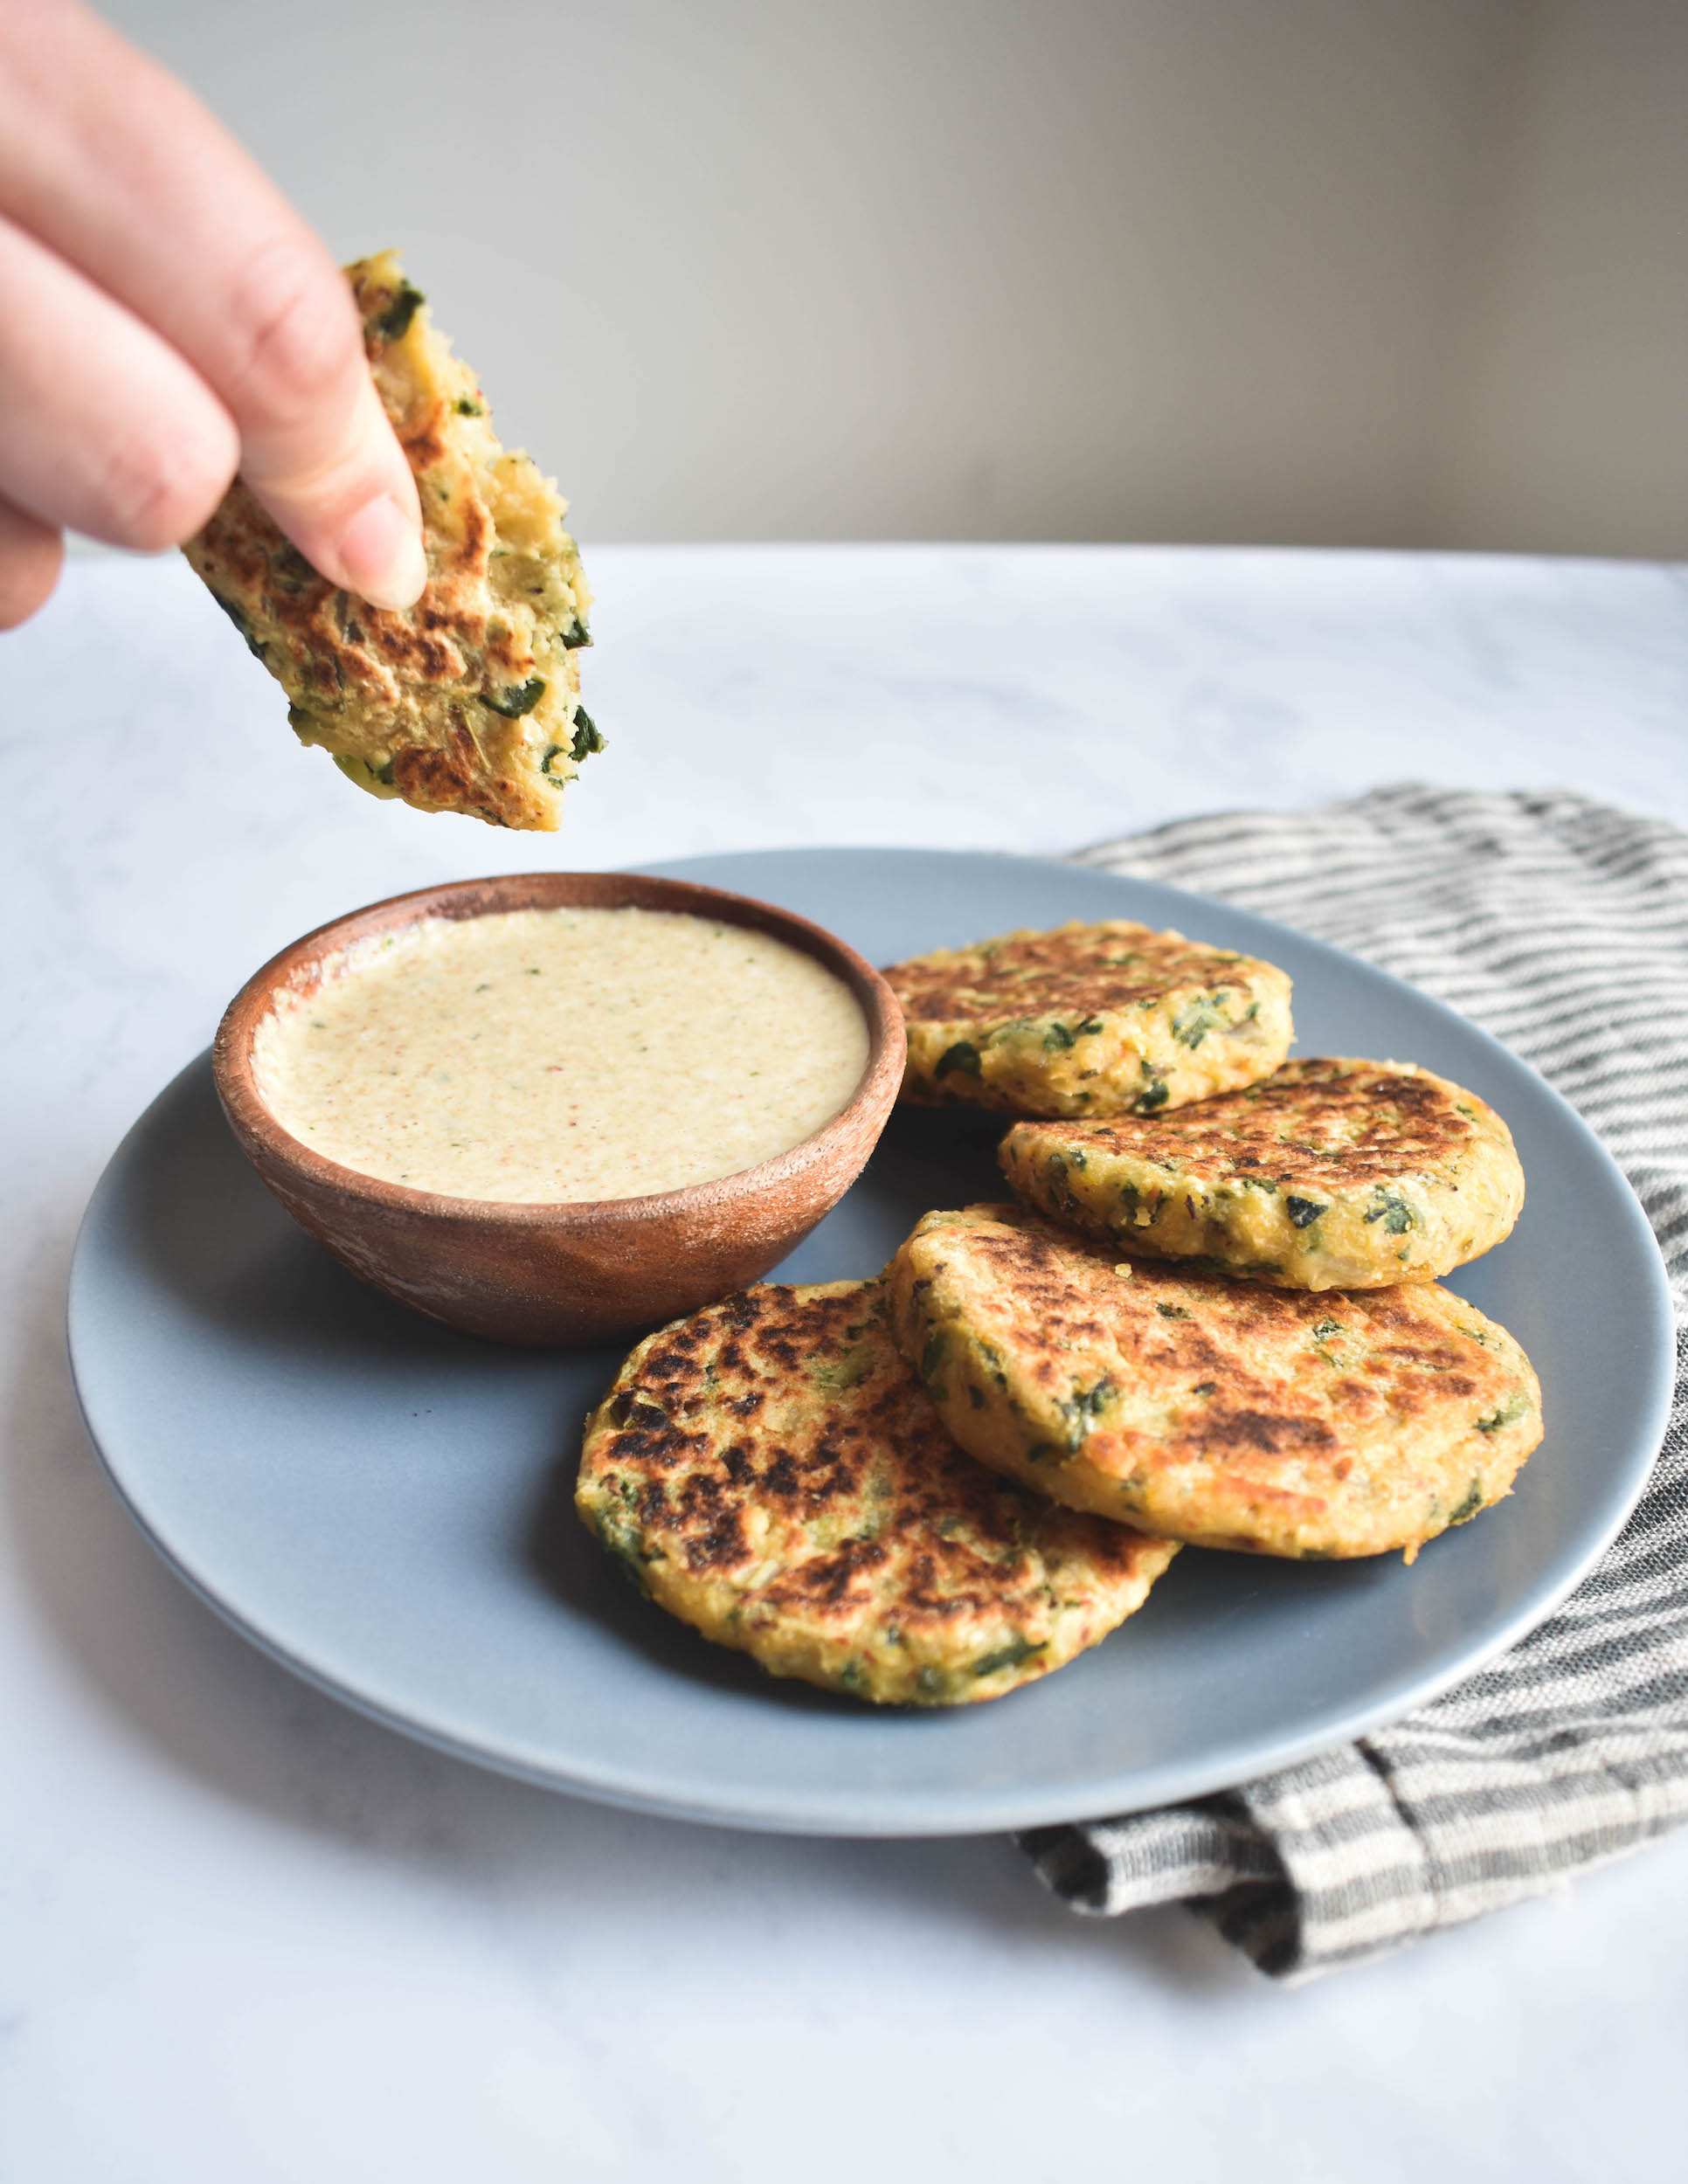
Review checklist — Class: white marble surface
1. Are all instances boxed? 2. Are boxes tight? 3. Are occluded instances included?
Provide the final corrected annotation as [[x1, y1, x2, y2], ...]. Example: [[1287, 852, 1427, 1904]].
[[3, 546, 1686, 2182]]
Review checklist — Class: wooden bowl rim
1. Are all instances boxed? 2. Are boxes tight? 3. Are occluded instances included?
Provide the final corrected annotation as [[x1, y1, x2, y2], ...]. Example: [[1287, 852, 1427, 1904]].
[[212, 870, 906, 1232]]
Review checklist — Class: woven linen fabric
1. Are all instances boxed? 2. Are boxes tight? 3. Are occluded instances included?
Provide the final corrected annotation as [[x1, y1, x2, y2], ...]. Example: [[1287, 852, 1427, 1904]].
[[1017, 784, 1688, 1980]]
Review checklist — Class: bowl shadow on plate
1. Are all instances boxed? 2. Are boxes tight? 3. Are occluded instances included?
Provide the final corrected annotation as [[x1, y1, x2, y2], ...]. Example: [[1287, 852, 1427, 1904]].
[[123, 1070, 1007, 1365], [124, 1064, 1009, 1375], [120, 1063, 453, 1360], [856, 1102, 1012, 1213], [120, 1062, 676, 1386]]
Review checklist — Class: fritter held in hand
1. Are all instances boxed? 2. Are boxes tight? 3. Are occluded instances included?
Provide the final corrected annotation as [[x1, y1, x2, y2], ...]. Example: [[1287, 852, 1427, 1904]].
[[576, 1279, 1178, 1705], [1001, 1057, 1525, 1289], [183, 251, 598, 830], [887, 1206, 1542, 1561], [882, 920, 1292, 1117]]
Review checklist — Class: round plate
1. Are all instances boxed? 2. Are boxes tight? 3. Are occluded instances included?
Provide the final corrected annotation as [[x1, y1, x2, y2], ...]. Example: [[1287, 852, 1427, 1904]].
[[67, 849, 1674, 1836]]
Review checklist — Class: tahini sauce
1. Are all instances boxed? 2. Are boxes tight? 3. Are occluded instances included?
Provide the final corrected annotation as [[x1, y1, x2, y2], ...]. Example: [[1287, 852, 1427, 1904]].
[[253, 906, 870, 1202]]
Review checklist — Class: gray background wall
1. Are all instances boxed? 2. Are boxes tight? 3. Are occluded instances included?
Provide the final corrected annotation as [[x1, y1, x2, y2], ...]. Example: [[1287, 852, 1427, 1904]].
[[107, 0, 1688, 554]]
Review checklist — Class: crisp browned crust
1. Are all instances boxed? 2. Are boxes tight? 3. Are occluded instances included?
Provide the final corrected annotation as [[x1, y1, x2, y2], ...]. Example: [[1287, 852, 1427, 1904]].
[[576, 1279, 1178, 1704], [182, 251, 597, 830], [887, 1206, 1543, 1560], [882, 920, 1293, 1116], [1001, 1057, 1526, 1288], [887, 922, 1258, 1023]]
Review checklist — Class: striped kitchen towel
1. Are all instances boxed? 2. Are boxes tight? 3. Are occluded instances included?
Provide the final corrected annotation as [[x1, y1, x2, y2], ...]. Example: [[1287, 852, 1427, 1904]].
[[1019, 784, 1688, 1980]]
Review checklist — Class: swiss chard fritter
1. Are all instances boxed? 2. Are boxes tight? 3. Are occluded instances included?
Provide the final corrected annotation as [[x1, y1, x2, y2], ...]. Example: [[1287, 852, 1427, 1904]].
[[882, 919, 1292, 1118], [887, 1206, 1542, 1562], [1002, 1057, 1525, 1289], [183, 250, 597, 830]]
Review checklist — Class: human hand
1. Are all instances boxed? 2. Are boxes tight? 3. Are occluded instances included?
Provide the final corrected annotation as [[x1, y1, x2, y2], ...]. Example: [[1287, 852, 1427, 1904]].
[[0, 0, 425, 629]]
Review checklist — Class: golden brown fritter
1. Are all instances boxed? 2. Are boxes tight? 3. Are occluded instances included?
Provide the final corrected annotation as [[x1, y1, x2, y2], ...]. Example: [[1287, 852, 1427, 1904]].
[[183, 250, 598, 830], [882, 920, 1292, 1117], [576, 1279, 1178, 1704], [1001, 1057, 1525, 1289], [887, 1206, 1542, 1561]]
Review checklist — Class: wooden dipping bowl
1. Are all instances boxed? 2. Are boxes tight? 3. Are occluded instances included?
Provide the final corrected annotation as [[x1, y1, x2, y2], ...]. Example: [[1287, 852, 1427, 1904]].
[[212, 872, 906, 1347]]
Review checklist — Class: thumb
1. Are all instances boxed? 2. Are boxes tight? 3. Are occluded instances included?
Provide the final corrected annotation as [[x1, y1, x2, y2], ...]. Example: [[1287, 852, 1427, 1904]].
[[239, 354, 426, 612]]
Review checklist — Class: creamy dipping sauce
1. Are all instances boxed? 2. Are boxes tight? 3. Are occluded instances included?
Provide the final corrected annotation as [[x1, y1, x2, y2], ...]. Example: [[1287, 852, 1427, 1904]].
[[252, 906, 870, 1203]]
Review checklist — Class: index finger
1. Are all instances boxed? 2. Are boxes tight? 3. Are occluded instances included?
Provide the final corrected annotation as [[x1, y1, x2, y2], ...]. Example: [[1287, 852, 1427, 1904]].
[[0, 0, 425, 607]]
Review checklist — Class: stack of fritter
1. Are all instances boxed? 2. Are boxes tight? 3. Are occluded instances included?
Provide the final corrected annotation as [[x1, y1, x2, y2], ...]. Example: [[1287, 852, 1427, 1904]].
[[577, 918, 1541, 1704]]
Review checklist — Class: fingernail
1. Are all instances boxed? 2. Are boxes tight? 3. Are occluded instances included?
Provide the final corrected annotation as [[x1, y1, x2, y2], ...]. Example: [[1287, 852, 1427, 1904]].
[[338, 493, 427, 611]]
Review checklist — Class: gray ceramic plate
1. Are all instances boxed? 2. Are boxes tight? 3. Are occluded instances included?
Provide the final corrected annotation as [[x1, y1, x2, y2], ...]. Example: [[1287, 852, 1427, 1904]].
[[67, 849, 1674, 1836]]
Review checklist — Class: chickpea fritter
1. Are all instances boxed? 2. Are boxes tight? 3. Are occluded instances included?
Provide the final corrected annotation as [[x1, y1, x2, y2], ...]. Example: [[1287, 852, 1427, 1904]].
[[183, 251, 597, 830], [1002, 1057, 1525, 1289], [887, 1206, 1542, 1562], [882, 920, 1291, 1118]]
